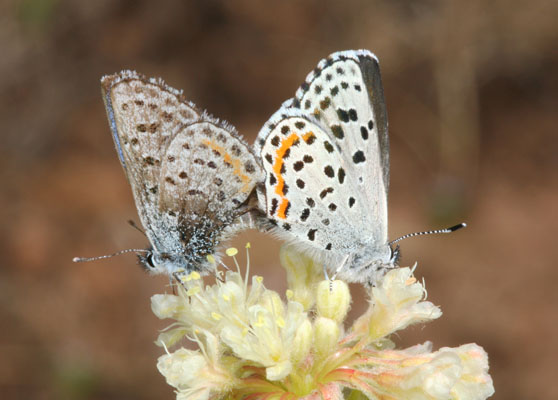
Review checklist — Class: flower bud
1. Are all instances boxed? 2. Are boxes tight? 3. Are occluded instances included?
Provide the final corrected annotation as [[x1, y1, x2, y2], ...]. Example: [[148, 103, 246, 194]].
[[316, 280, 351, 323], [313, 317, 340, 358], [291, 318, 313, 364]]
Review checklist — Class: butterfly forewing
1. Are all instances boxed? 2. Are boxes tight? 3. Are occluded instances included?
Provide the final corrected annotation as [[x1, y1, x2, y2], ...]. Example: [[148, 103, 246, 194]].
[[101, 72, 201, 246], [292, 51, 389, 242]]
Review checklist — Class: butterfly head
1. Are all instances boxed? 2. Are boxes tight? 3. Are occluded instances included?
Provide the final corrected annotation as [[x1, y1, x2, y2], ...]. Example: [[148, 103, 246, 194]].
[[341, 243, 397, 285], [138, 248, 189, 276]]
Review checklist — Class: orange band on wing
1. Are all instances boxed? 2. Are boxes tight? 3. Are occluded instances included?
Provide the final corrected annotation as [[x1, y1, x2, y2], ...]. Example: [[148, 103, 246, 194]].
[[272, 133, 305, 219], [202, 139, 253, 193]]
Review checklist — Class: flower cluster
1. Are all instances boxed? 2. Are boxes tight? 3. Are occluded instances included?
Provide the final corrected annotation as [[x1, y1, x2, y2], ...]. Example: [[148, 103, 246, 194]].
[[152, 245, 494, 399]]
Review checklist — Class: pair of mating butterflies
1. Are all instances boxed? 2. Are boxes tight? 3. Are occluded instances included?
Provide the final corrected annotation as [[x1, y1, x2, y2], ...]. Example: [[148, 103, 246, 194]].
[[94, 50, 462, 286]]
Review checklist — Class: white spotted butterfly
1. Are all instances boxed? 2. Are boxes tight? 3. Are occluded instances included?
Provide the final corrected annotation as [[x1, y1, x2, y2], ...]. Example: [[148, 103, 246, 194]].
[[255, 50, 395, 285]]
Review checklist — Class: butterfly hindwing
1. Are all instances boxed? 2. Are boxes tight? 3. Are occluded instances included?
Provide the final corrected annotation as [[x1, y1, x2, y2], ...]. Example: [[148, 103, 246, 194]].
[[155, 120, 264, 267], [258, 109, 376, 256]]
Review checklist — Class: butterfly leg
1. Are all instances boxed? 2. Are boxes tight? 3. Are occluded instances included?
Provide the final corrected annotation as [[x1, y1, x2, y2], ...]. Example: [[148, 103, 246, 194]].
[[322, 264, 331, 281], [331, 254, 350, 281], [172, 272, 188, 291]]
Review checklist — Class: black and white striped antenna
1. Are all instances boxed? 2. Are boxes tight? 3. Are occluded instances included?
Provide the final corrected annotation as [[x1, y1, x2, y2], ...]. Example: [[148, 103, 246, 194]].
[[389, 223, 466, 246], [72, 248, 149, 263]]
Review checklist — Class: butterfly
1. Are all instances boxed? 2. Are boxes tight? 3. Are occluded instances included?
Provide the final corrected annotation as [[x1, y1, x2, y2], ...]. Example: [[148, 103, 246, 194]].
[[255, 49, 400, 285], [99, 70, 264, 278], [256, 50, 466, 285]]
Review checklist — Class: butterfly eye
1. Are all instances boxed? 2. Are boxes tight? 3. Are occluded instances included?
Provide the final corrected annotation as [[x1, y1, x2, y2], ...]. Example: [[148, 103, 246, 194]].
[[146, 253, 156, 268], [138, 251, 157, 272]]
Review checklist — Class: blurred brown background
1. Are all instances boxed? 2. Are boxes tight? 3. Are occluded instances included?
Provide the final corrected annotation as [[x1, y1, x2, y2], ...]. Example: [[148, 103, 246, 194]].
[[1, 0, 557, 399]]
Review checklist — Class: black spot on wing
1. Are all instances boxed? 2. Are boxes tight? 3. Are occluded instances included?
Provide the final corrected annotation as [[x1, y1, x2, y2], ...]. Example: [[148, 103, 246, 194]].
[[353, 150, 365, 164], [323, 141, 334, 153], [337, 109, 349, 123], [284, 202, 291, 217], [331, 125, 344, 139], [338, 168, 346, 184], [307, 229, 317, 241], [360, 126, 369, 140], [320, 187, 334, 199], [270, 198, 278, 215]]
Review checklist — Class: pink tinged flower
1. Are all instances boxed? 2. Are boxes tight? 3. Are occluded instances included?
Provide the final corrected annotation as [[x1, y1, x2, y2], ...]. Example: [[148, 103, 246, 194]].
[[328, 342, 494, 399], [150, 246, 494, 400]]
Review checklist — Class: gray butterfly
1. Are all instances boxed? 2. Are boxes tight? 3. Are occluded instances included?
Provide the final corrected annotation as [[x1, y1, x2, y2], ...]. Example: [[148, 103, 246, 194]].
[[100, 71, 264, 278]]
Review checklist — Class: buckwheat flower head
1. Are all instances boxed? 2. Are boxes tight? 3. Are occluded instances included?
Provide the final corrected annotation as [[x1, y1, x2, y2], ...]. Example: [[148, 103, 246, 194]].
[[151, 244, 494, 399]]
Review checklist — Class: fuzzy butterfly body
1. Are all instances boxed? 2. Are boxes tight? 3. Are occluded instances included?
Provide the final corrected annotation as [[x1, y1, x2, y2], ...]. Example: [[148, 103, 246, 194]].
[[256, 50, 396, 285], [102, 71, 263, 277]]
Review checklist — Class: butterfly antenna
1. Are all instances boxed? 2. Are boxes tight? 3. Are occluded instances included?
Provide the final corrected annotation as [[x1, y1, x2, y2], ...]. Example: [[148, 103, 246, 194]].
[[127, 220, 146, 236], [389, 223, 466, 246], [72, 248, 149, 263]]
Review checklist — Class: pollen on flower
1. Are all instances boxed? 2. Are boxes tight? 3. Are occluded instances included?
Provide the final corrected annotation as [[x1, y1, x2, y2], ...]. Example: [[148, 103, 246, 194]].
[[245, 242, 251, 248], [151, 243, 494, 400], [207, 254, 216, 264], [225, 247, 238, 256], [184, 271, 201, 281], [186, 286, 200, 296]]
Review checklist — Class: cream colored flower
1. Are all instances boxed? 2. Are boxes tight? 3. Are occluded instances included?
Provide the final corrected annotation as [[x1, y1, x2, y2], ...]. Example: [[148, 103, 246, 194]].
[[352, 265, 442, 343], [157, 331, 240, 400], [151, 245, 494, 400]]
